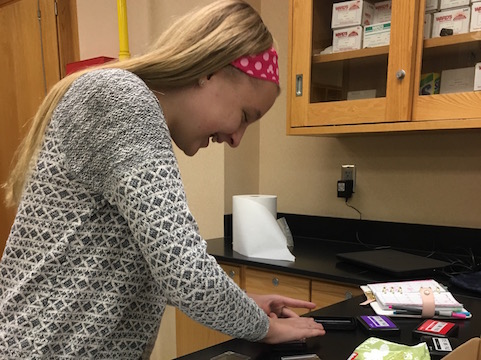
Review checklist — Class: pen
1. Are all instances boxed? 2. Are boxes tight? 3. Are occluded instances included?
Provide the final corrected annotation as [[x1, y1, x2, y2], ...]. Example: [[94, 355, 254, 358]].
[[391, 307, 468, 319]]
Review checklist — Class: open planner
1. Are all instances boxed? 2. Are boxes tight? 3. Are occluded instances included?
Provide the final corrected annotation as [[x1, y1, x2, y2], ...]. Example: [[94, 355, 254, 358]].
[[361, 279, 472, 319]]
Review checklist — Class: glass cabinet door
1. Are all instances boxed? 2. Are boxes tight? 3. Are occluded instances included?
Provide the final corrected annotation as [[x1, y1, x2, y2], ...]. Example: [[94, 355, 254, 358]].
[[412, 1, 481, 125], [288, 0, 419, 130]]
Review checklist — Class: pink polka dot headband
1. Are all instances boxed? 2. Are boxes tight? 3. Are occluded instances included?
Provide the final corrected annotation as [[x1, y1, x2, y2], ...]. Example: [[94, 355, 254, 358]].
[[231, 47, 279, 85]]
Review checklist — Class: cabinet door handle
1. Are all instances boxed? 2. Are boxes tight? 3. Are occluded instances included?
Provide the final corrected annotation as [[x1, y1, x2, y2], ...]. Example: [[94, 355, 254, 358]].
[[396, 69, 406, 80], [228, 270, 236, 278], [296, 74, 303, 96], [272, 277, 280, 286], [345, 291, 353, 299]]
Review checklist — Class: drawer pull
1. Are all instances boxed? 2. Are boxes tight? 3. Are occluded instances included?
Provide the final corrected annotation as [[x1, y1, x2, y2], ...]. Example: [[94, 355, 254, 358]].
[[345, 291, 353, 299], [228, 270, 236, 278], [272, 277, 279, 286]]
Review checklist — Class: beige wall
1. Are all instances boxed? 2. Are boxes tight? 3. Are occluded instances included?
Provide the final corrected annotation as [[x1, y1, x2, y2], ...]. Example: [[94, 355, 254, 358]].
[[76, 0, 481, 358]]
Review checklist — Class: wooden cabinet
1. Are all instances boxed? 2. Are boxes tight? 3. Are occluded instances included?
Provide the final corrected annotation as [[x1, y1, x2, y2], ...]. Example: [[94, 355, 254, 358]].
[[311, 279, 363, 310], [287, 0, 481, 135], [244, 268, 311, 315], [0, 0, 79, 254]]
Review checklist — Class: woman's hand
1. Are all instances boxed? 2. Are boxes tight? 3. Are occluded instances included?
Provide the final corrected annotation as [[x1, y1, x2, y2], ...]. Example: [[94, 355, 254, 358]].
[[248, 293, 317, 318], [262, 316, 326, 344], [247, 293, 326, 343]]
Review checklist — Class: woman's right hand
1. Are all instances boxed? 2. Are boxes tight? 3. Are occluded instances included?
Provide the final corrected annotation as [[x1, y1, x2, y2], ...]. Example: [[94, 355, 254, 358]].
[[261, 315, 326, 344]]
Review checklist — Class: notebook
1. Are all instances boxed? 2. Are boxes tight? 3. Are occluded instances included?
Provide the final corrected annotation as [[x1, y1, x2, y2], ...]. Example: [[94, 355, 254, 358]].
[[336, 249, 451, 277]]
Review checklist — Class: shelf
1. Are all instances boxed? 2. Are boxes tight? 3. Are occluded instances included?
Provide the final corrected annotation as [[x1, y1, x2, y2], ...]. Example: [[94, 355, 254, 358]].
[[424, 31, 481, 49], [312, 46, 388, 63], [312, 32, 481, 64]]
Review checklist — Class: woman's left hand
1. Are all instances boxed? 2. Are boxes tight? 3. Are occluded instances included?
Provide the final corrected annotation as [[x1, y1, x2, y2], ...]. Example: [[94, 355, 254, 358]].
[[247, 293, 317, 318]]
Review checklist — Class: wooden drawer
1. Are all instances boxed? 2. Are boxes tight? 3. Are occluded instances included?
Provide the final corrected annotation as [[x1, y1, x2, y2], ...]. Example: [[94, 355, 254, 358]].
[[311, 279, 363, 310], [244, 268, 311, 315]]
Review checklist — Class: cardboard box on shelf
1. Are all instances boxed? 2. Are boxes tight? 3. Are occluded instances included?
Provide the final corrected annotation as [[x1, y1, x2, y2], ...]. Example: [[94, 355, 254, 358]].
[[439, 0, 470, 10], [426, 0, 440, 12], [332, 26, 363, 53], [440, 66, 475, 94], [363, 22, 390, 48], [331, 0, 375, 29], [474, 62, 481, 91], [420, 73, 440, 95], [347, 89, 376, 100], [431, 7, 470, 38], [442, 337, 481, 359], [424, 13, 433, 39], [373, 1, 392, 24], [471, 2, 481, 31]]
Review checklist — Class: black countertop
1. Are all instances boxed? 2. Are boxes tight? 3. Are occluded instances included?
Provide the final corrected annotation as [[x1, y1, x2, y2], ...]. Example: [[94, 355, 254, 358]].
[[175, 293, 481, 360], [207, 237, 474, 295]]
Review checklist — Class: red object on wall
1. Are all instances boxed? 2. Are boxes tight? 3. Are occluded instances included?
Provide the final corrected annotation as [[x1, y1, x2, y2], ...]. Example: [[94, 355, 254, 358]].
[[66, 56, 116, 75]]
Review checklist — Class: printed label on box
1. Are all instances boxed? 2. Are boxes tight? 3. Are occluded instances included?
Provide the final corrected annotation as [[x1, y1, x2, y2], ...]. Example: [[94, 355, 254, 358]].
[[373, 1, 392, 24], [432, 7, 470, 38], [331, 0, 375, 29], [333, 26, 363, 53], [363, 22, 391, 48], [420, 73, 440, 95]]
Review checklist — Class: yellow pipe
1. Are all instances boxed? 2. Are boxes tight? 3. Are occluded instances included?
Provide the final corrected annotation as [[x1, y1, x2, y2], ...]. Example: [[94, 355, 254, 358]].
[[117, 0, 131, 60]]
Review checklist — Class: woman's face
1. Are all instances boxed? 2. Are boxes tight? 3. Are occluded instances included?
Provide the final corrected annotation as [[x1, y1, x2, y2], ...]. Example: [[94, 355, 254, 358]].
[[163, 68, 279, 156]]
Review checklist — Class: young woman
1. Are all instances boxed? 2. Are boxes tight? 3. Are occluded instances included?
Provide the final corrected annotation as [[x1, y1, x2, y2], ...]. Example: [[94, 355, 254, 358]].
[[0, 1, 325, 358]]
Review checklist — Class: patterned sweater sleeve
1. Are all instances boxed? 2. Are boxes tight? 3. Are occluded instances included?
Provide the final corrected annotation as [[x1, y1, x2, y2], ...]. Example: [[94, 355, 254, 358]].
[[54, 69, 269, 341]]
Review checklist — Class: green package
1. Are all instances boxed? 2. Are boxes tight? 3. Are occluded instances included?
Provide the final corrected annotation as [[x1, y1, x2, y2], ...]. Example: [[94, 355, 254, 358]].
[[348, 337, 431, 360]]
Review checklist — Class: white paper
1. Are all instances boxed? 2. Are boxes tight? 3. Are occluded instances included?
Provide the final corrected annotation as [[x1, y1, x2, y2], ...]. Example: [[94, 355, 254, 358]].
[[232, 195, 295, 262]]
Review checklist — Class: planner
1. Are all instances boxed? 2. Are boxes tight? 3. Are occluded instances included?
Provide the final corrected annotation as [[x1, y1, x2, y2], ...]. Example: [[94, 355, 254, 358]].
[[362, 279, 471, 319], [367, 279, 463, 310]]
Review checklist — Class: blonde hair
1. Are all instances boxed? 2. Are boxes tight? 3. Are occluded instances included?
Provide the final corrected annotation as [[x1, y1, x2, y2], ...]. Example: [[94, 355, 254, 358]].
[[4, 0, 274, 207]]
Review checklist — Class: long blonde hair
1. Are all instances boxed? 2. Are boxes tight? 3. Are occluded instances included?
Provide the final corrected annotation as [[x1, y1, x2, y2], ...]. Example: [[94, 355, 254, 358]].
[[4, 0, 274, 207]]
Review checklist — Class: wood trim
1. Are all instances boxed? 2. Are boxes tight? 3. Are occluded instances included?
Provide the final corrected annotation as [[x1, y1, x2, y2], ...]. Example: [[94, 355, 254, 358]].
[[56, 0, 80, 78], [0, 0, 15, 7], [287, 118, 481, 136]]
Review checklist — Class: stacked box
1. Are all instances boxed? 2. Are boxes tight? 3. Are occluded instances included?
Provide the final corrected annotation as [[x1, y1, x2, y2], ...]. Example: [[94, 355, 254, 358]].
[[363, 22, 391, 48], [333, 26, 363, 52], [331, 0, 375, 28], [424, 13, 433, 38], [439, 0, 470, 10], [426, 0, 440, 12], [373, 1, 392, 24], [431, 7, 470, 38], [419, 73, 440, 95], [471, 2, 481, 31]]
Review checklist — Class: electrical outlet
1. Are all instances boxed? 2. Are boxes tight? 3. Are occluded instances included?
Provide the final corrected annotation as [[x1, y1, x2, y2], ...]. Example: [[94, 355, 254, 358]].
[[341, 165, 356, 192]]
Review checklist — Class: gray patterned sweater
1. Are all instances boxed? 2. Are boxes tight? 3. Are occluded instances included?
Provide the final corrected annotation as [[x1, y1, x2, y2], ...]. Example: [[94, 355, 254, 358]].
[[0, 69, 269, 359]]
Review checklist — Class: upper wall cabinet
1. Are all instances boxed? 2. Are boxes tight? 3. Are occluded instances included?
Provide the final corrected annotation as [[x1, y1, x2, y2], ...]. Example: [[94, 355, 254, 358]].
[[287, 0, 481, 135]]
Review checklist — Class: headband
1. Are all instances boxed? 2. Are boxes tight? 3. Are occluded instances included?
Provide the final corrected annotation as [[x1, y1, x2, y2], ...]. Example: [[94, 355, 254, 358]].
[[231, 47, 279, 85]]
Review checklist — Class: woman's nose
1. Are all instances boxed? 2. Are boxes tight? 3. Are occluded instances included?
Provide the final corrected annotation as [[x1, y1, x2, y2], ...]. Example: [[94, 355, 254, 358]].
[[227, 127, 247, 148]]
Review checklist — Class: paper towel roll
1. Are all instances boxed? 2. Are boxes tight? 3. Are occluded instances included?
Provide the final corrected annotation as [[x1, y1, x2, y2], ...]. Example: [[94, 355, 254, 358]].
[[232, 195, 295, 262]]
